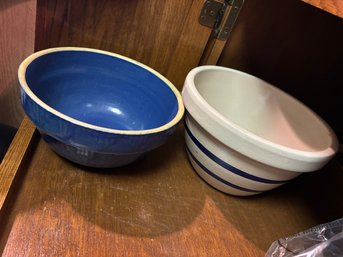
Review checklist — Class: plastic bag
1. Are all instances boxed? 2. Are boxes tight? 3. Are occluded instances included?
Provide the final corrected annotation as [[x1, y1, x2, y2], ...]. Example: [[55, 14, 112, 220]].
[[265, 218, 343, 257]]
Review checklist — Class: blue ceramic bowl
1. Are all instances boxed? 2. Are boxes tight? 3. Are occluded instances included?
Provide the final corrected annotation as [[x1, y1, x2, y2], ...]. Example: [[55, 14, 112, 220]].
[[18, 47, 184, 167]]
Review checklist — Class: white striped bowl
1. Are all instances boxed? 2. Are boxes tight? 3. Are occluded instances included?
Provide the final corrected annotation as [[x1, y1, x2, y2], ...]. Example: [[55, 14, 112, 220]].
[[182, 66, 338, 196]]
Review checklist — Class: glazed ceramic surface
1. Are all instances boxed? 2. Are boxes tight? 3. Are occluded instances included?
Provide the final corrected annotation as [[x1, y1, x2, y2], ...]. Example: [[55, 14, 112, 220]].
[[185, 114, 299, 196], [182, 66, 338, 195], [19, 47, 184, 167]]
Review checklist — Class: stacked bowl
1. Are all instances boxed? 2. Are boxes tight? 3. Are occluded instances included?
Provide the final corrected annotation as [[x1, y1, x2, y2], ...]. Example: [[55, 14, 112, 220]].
[[182, 66, 338, 196]]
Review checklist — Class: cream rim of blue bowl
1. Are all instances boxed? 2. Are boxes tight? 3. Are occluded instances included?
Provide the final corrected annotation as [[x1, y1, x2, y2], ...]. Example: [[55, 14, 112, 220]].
[[18, 47, 185, 135]]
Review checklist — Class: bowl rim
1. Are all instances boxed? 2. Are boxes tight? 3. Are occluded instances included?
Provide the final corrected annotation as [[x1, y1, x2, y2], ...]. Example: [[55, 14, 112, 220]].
[[18, 47, 184, 135], [182, 65, 338, 165]]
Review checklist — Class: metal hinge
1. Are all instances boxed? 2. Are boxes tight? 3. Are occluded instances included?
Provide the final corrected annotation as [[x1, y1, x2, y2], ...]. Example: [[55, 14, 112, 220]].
[[199, 0, 244, 40]]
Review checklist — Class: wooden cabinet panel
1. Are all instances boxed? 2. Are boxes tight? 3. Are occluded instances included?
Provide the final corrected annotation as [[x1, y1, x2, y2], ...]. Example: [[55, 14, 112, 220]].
[[302, 0, 343, 18], [35, 0, 214, 89], [1, 1, 343, 256], [0, 0, 36, 128], [218, 0, 343, 141]]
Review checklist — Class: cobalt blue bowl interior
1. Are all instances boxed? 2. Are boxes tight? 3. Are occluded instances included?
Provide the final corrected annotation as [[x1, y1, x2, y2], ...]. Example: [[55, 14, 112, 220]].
[[18, 47, 184, 167]]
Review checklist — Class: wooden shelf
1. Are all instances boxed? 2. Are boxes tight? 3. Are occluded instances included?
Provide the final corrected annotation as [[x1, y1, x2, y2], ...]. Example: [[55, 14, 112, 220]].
[[1, 1, 341, 254], [0, 117, 342, 256], [302, 0, 343, 18]]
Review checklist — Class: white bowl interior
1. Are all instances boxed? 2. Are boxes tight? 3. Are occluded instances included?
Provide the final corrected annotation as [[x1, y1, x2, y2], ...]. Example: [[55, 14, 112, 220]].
[[194, 69, 334, 153]]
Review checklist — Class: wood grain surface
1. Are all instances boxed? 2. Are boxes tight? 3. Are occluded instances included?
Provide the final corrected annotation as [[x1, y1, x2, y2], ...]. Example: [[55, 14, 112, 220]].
[[0, 0, 36, 128], [302, 0, 343, 18], [0, 118, 36, 211], [218, 0, 343, 142], [0, 124, 342, 256], [35, 0, 214, 89], [1, 0, 342, 256]]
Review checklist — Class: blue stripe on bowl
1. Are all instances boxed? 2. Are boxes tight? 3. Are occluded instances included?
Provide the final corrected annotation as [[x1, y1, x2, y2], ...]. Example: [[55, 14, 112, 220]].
[[185, 122, 289, 184], [186, 146, 263, 193]]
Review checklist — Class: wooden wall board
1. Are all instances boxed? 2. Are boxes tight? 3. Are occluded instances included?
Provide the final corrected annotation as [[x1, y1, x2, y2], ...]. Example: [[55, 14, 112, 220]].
[[0, 117, 36, 212], [35, 0, 214, 89], [302, 0, 343, 18], [0, 0, 36, 128], [1, 1, 343, 255], [218, 0, 343, 142]]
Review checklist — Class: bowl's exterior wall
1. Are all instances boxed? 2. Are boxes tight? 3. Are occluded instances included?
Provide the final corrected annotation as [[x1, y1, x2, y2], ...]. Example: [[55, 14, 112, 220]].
[[42, 134, 143, 168], [184, 114, 299, 196], [20, 88, 178, 167]]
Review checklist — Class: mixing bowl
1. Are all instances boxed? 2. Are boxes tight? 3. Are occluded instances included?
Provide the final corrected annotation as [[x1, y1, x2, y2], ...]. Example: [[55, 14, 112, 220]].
[[182, 66, 338, 196], [18, 47, 184, 168]]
